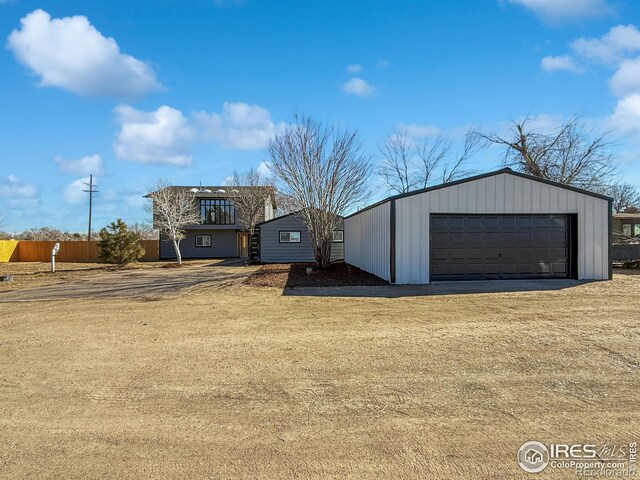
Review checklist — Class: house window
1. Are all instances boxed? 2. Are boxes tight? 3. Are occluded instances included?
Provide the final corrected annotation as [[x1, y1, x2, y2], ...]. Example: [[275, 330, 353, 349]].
[[622, 224, 632, 236], [635, 225, 640, 237], [279, 231, 301, 243], [332, 230, 344, 242], [200, 199, 235, 225], [195, 234, 212, 247]]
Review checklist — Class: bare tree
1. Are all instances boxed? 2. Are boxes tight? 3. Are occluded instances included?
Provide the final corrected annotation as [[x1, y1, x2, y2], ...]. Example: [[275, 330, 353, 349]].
[[129, 221, 159, 240], [146, 180, 200, 265], [268, 115, 371, 269], [273, 191, 297, 216], [378, 132, 415, 194], [608, 183, 640, 213], [228, 169, 275, 235], [440, 131, 482, 184], [377, 129, 479, 194], [415, 135, 450, 188], [479, 115, 618, 190]]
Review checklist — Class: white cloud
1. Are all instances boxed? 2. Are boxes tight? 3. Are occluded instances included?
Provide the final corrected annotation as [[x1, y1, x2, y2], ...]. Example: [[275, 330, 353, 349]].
[[343, 77, 375, 98], [0, 175, 39, 200], [397, 123, 442, 139], [63, 177, 93, 205], [541, 55, 582, 73], [195, 102, 283, 150], [346, 64, 363, 74], [7, 9, 162, 99], [54, 154, 104, 175], [609, 94, 640, 136], [609, 57, 640, 97], [257, 161, 272, 177], [507, 0, 614, 23], [114, 102, 282, 164], [114, 105, 195, 166], [571, 25, 640, 64]]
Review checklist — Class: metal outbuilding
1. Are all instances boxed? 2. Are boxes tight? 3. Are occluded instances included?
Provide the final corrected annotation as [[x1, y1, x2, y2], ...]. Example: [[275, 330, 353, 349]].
[[345, 168, 612, 284]]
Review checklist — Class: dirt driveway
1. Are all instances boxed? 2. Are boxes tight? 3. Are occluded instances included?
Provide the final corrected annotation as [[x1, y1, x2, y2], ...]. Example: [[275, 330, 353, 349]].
[[0, 272, 639, 478], [0, 259, 257, 302]]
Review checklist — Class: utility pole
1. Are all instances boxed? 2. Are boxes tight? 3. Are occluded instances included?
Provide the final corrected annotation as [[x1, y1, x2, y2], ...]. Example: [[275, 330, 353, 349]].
[[82, 175, 98, 240]]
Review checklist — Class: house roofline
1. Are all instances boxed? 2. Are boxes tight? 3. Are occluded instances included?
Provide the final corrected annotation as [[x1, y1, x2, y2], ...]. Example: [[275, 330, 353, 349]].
[[345, 168, 613, 220]]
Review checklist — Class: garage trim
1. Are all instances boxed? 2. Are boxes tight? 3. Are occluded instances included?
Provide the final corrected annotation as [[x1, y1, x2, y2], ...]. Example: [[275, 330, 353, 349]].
[[428, 213, 578, 281]]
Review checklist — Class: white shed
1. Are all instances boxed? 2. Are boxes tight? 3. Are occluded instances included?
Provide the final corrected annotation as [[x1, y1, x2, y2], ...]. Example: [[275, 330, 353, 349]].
[[345, 168, 612, 284]]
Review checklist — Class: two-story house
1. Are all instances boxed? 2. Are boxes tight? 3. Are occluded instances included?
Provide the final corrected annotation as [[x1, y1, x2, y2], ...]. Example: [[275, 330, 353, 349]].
[[153, 186, 275, 260]]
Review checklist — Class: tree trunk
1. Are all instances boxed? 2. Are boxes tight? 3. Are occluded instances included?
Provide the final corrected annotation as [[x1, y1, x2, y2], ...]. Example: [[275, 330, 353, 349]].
[[316, 238, 332, 269], [172, 238, 182, 265]]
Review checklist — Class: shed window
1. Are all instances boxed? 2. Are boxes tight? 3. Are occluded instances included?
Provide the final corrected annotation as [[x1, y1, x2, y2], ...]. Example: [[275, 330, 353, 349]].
[[332, 230, 344, 242], [635, 225, 640, 237], [279, 231, 301, 243], [195, 234, 212, 247], [623, 224, 632, 236]]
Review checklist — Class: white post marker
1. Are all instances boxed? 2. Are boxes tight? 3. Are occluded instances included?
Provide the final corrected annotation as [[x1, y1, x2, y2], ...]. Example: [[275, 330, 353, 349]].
[[51, 242, 60, 273]]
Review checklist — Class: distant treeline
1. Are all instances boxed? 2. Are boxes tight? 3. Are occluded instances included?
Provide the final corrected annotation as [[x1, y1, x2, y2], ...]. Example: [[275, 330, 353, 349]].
[[0, 223, 158, 241]]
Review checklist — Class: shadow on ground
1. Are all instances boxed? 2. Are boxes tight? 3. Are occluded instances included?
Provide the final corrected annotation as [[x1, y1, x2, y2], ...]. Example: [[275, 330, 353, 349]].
[[282, 279, 593, 298]]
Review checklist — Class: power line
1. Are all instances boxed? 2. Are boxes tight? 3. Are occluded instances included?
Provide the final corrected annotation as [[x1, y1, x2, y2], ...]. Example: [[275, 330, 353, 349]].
[[82, 174, 99, 241]]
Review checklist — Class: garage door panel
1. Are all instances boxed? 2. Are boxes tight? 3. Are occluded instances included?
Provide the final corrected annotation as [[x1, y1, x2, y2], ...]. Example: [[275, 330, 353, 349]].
[[431, 217, 449, 229], [518, 217, 534, 228], [536, 217, 551, 228], [552, 262, 567, 273], [552, 216, 567, 228], [431, 214, 570, 281], [484, 218, 500, 229]]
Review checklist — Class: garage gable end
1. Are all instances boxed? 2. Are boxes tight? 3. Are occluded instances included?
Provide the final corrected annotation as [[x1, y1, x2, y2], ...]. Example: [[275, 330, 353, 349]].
[[393, 172, 611, 284]]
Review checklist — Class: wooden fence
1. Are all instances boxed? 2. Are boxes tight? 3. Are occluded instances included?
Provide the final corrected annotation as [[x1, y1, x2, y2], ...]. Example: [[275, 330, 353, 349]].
[[0, 240, 159, 263]]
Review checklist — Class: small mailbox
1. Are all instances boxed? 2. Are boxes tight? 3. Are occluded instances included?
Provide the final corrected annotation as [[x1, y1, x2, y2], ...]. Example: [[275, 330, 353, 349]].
[[51, 242, 60, 272]]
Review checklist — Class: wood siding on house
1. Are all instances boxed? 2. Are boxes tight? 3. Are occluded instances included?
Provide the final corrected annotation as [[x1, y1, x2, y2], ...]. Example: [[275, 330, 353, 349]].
[[160, 229, 239, 259], [259, 215, 344, 263]]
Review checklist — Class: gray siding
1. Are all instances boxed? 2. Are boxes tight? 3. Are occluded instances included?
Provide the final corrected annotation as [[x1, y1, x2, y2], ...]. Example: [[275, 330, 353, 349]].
[[160, 229, 238, 259], [345, 172, 610, 284], [259, 215, 344, 263], [344, 202, 391, 281]]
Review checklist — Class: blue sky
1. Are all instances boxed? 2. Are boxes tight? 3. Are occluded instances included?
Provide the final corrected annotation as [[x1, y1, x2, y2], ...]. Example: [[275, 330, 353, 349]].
[[1, 0, 639, 232]]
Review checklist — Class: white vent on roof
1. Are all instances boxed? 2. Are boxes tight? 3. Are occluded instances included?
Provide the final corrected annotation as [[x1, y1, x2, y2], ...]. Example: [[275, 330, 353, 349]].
[[216, 189, 226, 193], [202, 189, 212, 193], [189, 188, 199, 193]]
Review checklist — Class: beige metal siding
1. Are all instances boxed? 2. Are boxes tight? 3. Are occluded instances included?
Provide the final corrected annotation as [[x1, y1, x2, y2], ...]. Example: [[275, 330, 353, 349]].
[[344, 202, 390, 281], [395, 173, 609, 284]]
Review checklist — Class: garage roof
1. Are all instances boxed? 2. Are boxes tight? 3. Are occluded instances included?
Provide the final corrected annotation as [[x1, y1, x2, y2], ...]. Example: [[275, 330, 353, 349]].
[[346, 168, 612, 219]]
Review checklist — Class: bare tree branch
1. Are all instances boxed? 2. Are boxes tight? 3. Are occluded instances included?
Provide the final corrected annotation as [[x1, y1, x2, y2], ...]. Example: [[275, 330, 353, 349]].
[[415, 136, 450, 188], [145, 180, 200, 265], [228, 169, 275, 235], [608, 183, 640, 213], [268, 115, 372, 268], [441, 131, 482, 184], [377, 127, 479, 194], [378, 131, 416, 194], [478, 115, 618, 191]]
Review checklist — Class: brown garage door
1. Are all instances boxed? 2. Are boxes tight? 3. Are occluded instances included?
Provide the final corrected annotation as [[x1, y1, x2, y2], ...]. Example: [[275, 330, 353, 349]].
[[430, 214, 571, 281]]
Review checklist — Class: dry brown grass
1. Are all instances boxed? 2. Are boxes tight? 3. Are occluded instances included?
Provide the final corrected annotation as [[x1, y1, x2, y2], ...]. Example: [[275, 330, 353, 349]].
[[0, 272, 639, 478], [0, 260, 214, 292]]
